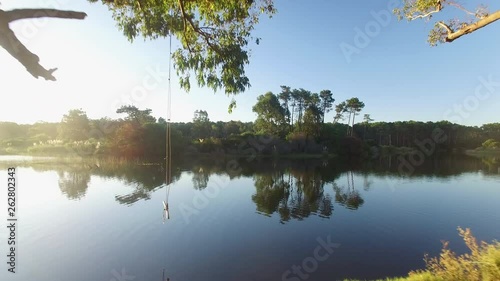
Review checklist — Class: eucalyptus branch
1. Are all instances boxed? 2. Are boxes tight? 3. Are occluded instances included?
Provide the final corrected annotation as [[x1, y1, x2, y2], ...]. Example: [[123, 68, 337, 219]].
[[177, 0, 193, 53], [437, 21, 453, 34], [178, 0, 222, 56], [409, 8, 441, 20], [408, 1, 443, 20]]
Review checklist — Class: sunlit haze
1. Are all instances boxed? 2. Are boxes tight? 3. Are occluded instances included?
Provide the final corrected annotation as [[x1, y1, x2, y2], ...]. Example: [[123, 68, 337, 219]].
[[1, 0, 499, 125]]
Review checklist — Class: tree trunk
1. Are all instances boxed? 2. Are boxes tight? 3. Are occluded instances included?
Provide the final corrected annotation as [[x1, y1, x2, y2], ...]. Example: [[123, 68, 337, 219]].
[[346, 111, 352, 136], [351, 112, 356, 137]]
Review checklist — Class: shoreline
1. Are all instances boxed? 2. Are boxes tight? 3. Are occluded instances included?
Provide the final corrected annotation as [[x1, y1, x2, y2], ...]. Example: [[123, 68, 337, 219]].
[[465, 149, 500, 157]]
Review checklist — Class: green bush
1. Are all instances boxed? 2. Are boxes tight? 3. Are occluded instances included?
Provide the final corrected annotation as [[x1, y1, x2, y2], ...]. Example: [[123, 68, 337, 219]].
[[240, 131, 255, 138], [482, 139, 500, 149], [65, 142, 98, 156]]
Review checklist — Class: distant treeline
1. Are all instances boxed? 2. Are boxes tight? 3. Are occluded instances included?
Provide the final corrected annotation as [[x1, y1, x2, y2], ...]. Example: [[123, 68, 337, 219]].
[[0, 104, 499, 158]]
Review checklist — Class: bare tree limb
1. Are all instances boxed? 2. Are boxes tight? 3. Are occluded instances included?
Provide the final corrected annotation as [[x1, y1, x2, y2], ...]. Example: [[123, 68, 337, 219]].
[[409, 8, 441, 20], [445, 10, 500, 42], [409, 1, 443, 20], [5, 9, 87, 22], [437, 21, 453, 34], [0, 8, 87, 81]]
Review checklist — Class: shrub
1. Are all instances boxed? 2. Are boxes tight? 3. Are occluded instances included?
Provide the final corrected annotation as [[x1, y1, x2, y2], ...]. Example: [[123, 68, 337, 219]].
[[482, 139, 500, 149], [346, 228, 500, 281], [415, 227, 500, 281]]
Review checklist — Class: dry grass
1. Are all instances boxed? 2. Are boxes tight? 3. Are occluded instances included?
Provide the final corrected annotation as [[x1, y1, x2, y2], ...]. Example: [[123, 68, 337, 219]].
[[346, 227, 500, 281]]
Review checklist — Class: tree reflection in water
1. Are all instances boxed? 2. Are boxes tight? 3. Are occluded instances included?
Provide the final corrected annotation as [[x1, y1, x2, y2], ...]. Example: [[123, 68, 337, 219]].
[[192, 166, 211, 190], [252, 169, 334, 223], [4, 154, 493, 212], [333, 171, 364, 210], [57, 169, 91, 200], [481, 157, 499, 174]]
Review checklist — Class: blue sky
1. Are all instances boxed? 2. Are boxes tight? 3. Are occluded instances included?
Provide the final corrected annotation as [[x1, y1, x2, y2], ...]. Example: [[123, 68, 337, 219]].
[[1, 0, 499, 126]]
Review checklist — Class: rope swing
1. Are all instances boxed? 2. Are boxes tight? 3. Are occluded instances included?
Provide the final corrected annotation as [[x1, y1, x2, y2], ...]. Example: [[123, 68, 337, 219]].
[[161, 24, 174, 281], [163, 27, 173, 223]]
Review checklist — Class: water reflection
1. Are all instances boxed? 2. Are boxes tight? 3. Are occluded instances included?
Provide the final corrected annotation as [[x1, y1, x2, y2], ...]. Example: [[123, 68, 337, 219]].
[[333, 171, 364, 210], [57, 169, 91, 200], [252, 169, 334, 222], [191, 166, 210, 190], [0, 154, 498, 281], [370, 154, 500, 177], [481, 156, 500, 174], [1, 154, 498, 209]]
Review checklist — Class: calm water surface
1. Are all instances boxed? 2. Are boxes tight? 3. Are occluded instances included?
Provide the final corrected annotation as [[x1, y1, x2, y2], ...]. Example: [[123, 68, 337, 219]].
[[0, 155, 499, 281]]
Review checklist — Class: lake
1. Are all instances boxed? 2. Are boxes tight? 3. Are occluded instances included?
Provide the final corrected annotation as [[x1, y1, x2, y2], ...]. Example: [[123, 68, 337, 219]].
[[0, 155, 499, 281]]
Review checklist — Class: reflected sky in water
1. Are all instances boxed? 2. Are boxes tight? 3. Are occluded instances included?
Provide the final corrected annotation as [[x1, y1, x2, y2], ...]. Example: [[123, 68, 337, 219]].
[[0, 155, 499, 281]]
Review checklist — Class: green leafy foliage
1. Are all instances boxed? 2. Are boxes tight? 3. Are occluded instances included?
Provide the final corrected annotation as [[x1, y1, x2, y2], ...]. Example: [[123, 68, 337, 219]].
[[192, 109, 211, 140], [59, 109, 90, 141], [116, 105, 156, 125], [345, 228, 500, 281], [482, 139, 500, 149], [252, 92, 287, 137], [88, 0, 276, 111], [319, 90, 335, 123], [334, 97, 365, 136], [3, 102, 500, 159]]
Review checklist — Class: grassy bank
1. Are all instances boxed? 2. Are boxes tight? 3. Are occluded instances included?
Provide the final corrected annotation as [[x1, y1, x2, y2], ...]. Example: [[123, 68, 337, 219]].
[[345, 228, 500, 281], [345, 272, 437, 281], [0, 146, 28, 155]]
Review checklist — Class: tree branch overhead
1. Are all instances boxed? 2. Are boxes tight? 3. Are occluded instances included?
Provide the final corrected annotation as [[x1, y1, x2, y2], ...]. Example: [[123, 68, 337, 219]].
[[0, 8, 87, 81]]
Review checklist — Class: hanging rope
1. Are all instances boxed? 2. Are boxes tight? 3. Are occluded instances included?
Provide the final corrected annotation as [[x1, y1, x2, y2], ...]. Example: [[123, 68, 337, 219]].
[[163, 25, 173, 221], [162, 20, 174, 281]]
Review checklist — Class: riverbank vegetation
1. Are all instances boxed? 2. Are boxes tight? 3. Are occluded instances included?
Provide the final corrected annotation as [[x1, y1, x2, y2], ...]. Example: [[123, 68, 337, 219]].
[[346, 228, 500, 281], [1, 89, 499, 159], [465, 139, 500, 158]]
